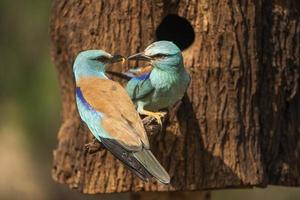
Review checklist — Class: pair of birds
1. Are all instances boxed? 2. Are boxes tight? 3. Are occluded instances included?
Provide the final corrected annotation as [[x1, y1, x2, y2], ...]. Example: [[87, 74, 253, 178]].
[[73, 41, 190, 184]]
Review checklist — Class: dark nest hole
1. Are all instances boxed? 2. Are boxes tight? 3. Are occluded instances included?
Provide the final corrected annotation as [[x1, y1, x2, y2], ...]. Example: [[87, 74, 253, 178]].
[[156, 14, 195, 50]]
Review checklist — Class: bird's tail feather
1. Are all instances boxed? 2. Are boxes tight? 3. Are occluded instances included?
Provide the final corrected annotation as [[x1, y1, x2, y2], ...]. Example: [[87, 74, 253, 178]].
[[100, 137, 152, 182], [133, 149, 170, 184], [100, 137, 170, 183]]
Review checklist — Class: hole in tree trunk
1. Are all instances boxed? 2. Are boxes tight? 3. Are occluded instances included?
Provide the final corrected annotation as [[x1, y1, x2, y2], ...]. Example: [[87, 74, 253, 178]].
[[156, 14, 195, 50]]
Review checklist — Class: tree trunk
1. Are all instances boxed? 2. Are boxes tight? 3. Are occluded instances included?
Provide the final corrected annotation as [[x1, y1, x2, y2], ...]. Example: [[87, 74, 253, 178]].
[[50, 0, 300, 194]]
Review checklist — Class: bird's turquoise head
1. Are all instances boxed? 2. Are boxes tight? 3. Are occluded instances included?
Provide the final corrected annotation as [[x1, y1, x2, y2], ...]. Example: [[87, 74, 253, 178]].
[[73, 50, 124, 82], [128, 41, 183, 71]]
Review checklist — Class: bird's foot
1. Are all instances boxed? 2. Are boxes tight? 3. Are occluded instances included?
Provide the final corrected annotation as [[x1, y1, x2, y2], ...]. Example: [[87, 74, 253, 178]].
[[140, 110, 167, 127], [84, 138, 102, 154]]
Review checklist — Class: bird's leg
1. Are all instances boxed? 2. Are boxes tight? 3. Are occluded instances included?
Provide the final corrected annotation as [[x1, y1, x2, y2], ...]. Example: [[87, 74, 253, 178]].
[[84, 138, 102, 154]]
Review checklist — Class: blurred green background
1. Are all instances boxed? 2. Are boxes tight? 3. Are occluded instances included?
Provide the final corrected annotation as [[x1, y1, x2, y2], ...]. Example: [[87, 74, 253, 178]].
[[0, 0, 299, 200]]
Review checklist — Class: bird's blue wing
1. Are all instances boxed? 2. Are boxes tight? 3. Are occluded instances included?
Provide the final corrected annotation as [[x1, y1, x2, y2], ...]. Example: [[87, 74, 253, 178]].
[[126, 73, 155, 101]]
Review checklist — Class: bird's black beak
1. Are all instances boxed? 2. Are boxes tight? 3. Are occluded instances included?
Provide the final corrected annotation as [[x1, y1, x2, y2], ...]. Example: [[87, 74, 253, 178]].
[[110, 54, 125, 64], [127, 52, 152, 61]]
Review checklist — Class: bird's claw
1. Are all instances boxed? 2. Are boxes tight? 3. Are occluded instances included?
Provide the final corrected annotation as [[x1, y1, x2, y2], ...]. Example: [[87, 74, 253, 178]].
[[139, 109, 168, 132], [156, 112, 167, 118], [147, 111, 167, 129], [155, 116, 163, 127]]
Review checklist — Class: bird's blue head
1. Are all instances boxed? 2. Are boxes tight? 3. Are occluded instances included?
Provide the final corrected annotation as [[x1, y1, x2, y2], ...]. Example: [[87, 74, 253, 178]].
[[73, 50, 124, 82], [128, 41, 183, 72]]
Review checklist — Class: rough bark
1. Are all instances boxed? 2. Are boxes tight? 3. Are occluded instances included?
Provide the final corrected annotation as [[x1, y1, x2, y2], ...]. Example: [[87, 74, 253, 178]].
[[50, 0, 300, 194]]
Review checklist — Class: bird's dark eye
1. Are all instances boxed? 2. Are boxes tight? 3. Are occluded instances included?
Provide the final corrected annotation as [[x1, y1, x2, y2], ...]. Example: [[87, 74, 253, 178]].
[[94, 56, 110, 63], [151, 54, 167, 59]]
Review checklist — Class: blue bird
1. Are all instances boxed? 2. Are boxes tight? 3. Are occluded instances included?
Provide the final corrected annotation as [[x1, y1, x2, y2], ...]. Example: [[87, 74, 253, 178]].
[[126, 41, 190, 125], [73, 50, 170, 184]]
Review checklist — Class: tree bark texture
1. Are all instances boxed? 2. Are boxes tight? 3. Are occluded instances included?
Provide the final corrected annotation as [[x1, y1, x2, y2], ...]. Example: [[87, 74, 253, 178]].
[[50, 0, 300, 194]]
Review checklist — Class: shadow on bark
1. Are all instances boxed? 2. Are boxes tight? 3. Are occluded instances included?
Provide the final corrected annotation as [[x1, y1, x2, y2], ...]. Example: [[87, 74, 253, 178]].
[[158, 94, 242, 190]]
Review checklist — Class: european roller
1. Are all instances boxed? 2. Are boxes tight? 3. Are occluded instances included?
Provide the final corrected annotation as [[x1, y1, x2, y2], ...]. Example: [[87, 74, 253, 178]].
[[126, 41, 190, 125], [73, 50, 170, 184]]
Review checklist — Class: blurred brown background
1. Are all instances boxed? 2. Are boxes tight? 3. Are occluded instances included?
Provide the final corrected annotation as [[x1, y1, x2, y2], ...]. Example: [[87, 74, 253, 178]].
[[0, 0, 299, 199]]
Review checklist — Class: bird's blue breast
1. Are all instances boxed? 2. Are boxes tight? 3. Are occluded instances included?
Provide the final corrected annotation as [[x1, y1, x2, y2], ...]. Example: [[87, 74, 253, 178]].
[[133, 73, 150, 81]]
